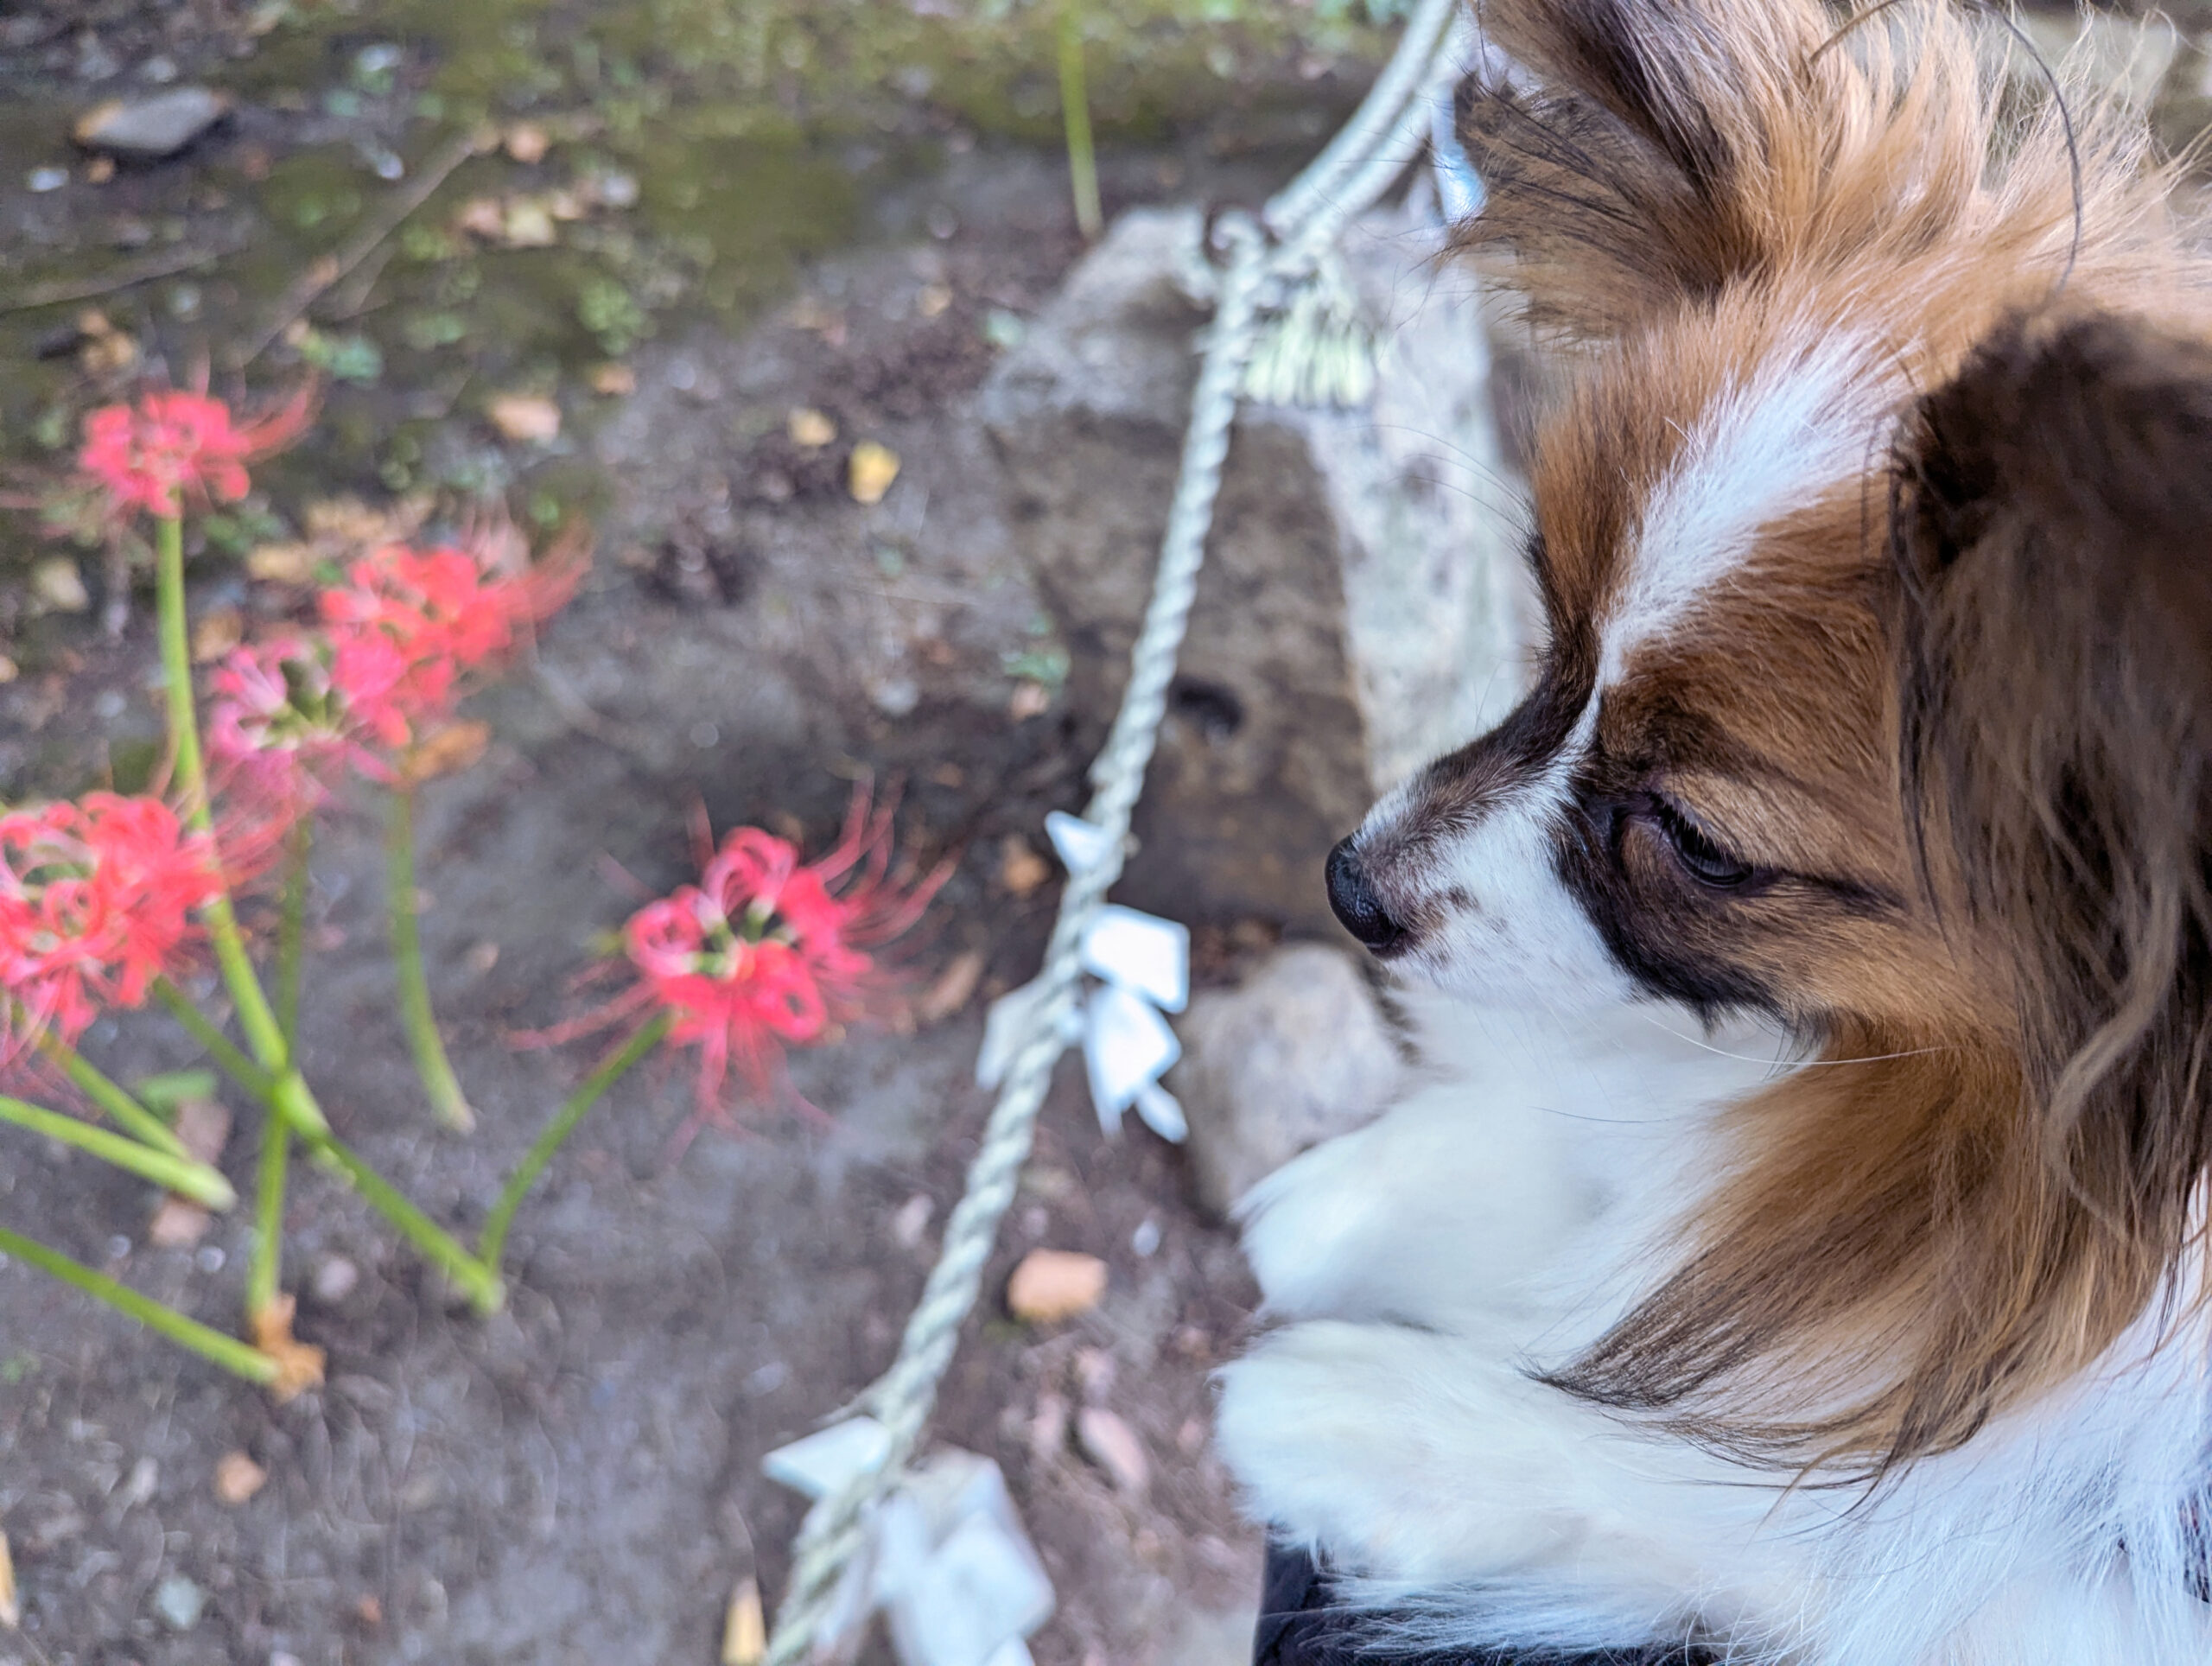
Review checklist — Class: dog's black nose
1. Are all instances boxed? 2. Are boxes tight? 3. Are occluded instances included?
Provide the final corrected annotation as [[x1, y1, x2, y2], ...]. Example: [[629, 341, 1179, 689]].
[[1326, 838, 1403, 952]]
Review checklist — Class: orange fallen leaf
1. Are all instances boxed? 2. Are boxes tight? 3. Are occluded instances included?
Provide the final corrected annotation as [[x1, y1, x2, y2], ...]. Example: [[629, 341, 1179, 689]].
[[400, 719, 492, 784], [997, 836, 1049, 896], [0, 1529, 17, 1627], [250, 1296, 326, 1403], [487, 392, 561, 443]]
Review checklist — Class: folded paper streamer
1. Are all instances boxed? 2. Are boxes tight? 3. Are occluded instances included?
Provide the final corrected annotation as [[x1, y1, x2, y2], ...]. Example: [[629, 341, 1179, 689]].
[[763, 1420, 1053, 1666], [976, 814, 1191, 1141]]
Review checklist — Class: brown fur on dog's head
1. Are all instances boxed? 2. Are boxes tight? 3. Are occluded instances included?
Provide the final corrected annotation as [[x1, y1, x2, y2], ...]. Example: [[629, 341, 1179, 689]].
[[1338, 0, 2212, 1478]]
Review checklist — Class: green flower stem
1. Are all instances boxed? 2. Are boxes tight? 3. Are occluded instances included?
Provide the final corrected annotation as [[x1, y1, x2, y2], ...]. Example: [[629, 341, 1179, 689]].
[[479, 1012, 670, 1275], [249, 1118, 289, 1318], [0, 1095, 235, 1209], [0, 1225, 278, 1386], [250, 821, 312, 1321], [385, 786, 474, 1134], [277, 817, 312, 1052], [303, 1125, 502, 1312], [1058, 3, 1103, 241], [154, 514, 294, 1080], [151, 979, 273, 1102], [39, 1036, 189, 1157]]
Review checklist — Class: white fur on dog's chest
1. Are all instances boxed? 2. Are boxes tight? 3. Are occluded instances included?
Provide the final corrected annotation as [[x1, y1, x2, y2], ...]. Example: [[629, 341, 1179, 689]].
[[1214, 994, 2212, 1663]]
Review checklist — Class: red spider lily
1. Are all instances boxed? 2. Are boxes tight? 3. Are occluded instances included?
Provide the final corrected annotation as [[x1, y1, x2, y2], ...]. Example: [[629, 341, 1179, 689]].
[[78, 385, 314, 520], [0, 794, 222, 1057], [524, 788, 952, 1148], [206, 634, 397, 848], [318, 534, 583, 751]]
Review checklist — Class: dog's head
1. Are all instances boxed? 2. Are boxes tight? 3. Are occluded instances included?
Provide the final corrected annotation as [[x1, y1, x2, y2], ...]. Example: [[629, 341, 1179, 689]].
[[1339, 0, 2212, 1471]]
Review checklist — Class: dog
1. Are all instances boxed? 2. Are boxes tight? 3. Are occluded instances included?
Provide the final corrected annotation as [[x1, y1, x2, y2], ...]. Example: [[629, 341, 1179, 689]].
[[1213, 1, 2212, 1661]]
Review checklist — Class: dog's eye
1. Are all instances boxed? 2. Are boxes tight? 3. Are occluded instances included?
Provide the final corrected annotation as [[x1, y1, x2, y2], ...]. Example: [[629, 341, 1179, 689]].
[[1649, 798, 1756, 890]]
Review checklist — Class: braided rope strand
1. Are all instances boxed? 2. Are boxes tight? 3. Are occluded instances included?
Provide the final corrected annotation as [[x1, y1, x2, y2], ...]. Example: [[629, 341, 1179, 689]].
[[763, 12, 1465, 1657]]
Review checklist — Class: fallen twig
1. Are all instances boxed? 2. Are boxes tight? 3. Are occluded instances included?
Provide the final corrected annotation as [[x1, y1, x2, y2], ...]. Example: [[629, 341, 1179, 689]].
[[238, 127, 486, 366], [0, 238, 242, 316]]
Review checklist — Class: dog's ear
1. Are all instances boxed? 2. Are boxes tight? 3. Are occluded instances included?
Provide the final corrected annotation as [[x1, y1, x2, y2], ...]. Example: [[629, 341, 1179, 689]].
[[1453, 0, 1999, 339], [1892, 308, 2212, 1245]]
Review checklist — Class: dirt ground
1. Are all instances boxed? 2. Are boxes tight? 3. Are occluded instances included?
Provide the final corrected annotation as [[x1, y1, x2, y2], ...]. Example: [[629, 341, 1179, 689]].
[[0, 3, 1411, 1661]]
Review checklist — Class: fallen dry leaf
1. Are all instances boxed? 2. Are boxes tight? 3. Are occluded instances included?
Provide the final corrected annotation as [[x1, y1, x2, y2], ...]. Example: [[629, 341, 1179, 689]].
[[1007, 681, 1052, 721], [213, 1451, 268, 1506], [456, 196, 505, 239], [917, 282, 954, 318], [0, 1528, 17, 1627], [1076, 1406, 1149, 1497], [503, 121, 550, 163], [29, 556, 89, 614], [80, 329, 137, 376], [589, 362, 637, 397], [487, 392, 561, 443], [189, 607, 244, 664], [245, 542, 315, 584], [786, 406, 836, 448], [1007, 1248, 1108, 1324], [502, 199, 557, 247], [914, 950, 986, 1025], [400, 719, 492, 784], [997, 835, 1049, 897], [250, 1296, 326, 1403], [721, 1577, 766, 1666], [848, 440, 900, 506]]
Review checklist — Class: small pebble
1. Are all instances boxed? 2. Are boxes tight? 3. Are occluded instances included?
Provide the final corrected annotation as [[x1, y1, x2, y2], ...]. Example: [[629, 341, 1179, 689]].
[[213, 1451, 268, 1506], [1006, 1249, 1108, 1324], [152, 1573, 205, 1632], [1131, 1217, 1161, 1257], [1076, 1407, 1149, 1497], [27, 165, 67, 193], [890, 1193, 933, 1250], [312, 1256, 359, 1304], [73, 87, 230, 161]]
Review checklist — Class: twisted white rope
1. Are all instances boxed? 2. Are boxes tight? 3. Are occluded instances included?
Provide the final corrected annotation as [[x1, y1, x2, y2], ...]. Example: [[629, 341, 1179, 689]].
[[763, 11, 1465, 1658]]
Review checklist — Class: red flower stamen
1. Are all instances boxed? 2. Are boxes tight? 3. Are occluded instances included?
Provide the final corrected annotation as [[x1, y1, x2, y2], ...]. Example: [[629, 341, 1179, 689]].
[[524, 787, 951, 1150]]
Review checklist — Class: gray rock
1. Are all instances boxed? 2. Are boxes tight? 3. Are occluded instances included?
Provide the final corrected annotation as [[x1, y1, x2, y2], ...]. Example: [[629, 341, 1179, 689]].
[[73, 87, 231, 161], [1171, 943, 1403, 1218], [1271, 199, 1536, 796], [982, 209, 1373, 937], [980, 206, 1532, 935]]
